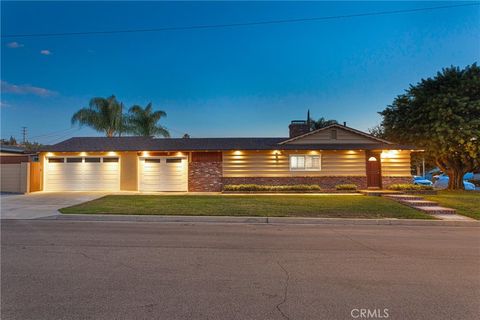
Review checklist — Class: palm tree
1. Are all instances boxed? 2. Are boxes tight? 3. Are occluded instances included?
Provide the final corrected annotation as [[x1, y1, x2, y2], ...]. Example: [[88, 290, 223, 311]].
[[310, 117, 338, 130], [126, 103, 170, 137], [71, 95, 125, 137]]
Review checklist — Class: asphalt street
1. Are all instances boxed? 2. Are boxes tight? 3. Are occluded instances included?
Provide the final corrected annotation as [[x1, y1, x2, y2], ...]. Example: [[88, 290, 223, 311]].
[[1, 220, 479, 320]]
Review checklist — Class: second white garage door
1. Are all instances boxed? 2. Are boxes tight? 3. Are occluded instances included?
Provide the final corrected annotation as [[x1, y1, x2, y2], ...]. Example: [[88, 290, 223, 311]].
[[139, 157, 188, 192]]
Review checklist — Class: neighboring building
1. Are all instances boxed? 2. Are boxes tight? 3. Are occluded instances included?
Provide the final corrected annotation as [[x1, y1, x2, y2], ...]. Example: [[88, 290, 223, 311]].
[[37, 120, 418, 192], [0, 145, 33, 193]]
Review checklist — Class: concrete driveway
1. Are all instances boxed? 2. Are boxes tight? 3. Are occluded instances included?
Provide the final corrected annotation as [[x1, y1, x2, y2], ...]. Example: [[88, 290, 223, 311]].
[[0, 192, 106, 220]]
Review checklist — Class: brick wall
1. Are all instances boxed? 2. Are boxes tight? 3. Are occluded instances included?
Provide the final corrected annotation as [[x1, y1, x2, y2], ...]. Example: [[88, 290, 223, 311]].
[[222, 176, 367, 190], [382, 176, 412, 188], [188, 162, 223, 192]]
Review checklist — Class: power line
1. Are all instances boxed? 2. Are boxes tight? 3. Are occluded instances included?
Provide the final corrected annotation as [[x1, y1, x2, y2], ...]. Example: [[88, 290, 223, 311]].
[[28, 127, 79, 140], [1, 3, 478, 38]]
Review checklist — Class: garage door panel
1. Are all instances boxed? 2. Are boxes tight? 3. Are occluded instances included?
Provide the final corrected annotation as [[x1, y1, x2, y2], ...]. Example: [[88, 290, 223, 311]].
[[139, 157, 188, 192], [45, 159, 120, 191]]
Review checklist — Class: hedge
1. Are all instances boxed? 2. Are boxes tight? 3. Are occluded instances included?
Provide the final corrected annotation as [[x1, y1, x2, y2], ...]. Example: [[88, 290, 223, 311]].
[[223, 184, 322, 192], [387, 184, 434, 191], [335, 184, 358, 191]]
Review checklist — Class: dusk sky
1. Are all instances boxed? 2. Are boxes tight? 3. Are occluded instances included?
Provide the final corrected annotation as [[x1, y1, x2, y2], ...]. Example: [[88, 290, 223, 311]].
[[1, 1, 479, 144]]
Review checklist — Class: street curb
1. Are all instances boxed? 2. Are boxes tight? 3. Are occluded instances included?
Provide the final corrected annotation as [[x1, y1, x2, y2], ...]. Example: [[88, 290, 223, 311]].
[[41, 214, 480, 227]]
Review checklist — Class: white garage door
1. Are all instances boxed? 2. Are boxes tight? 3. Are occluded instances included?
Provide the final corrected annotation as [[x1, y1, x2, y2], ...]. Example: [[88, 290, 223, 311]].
[[44, 157, 120, 191], [139, 157, 188, 192]]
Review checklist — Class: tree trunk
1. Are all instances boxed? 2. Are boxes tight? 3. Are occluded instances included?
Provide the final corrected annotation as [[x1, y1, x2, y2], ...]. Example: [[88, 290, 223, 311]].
[[447, 168, 465, 190]]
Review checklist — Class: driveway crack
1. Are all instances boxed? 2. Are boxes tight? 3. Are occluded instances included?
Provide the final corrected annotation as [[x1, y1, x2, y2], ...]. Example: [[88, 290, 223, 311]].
[[276, 260, 291, 320]]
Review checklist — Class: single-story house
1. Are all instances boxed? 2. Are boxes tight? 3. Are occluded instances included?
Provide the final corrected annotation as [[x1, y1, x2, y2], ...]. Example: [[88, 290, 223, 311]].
[[38, 120, 418, 192]]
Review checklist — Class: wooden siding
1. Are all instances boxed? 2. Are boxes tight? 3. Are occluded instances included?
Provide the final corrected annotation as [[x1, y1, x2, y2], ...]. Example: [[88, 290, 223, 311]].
[[381, 150, 411, 177], [223, 150, 366, 177], [191, 152, 222, 162], [286, 127, 378, 145]]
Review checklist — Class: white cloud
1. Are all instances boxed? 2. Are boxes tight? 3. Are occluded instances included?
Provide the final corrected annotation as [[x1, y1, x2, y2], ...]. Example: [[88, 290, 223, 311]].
[[1, 80, 57, 97], [0, 101, 8, 108], [6, 42, 24, 48], [40, 50, 51, 55]]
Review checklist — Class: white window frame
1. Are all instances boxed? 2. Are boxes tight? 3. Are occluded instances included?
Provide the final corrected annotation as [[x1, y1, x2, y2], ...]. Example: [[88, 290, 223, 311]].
[[289, 154, 321, 171]]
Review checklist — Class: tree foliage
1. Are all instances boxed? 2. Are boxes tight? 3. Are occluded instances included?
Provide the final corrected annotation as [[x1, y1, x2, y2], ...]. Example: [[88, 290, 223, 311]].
[[126, 103, 170, 137], [310, 117, 338, 130], [71, 96, 170, 138], [71, 95, 125, 137], [379, 64, 480, 189]]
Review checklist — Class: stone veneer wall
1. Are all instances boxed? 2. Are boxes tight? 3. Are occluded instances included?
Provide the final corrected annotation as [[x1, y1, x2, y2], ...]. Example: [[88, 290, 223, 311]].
[[381, 176, 412, 188], [188, 162, 223, 192], [222, 176, 368, 190]]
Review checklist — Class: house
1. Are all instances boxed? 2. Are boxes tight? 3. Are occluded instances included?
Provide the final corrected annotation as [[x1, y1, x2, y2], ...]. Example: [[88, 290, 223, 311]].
[[37, 119, 417, 192]]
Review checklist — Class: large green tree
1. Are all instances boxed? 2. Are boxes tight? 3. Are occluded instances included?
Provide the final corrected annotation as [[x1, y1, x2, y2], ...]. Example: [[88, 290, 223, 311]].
[[126, 103, 170, 137], [379, 64, 480, 190], [71, 95, 125, 137]]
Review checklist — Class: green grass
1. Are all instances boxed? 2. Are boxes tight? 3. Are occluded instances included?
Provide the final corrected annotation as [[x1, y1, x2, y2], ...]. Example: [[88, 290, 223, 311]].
[[59, 195, 433, 219], [423, 191, 480, 220]]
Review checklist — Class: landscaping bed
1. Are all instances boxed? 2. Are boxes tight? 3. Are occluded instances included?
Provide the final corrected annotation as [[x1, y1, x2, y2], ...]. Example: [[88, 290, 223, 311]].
[[222, 190, 358, 194], [222, 184, 359, 193], [60, 195, 433, 219]]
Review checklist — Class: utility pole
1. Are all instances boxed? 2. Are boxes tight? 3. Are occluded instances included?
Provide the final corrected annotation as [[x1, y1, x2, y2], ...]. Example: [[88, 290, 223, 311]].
[[21, 127, 27, 144]]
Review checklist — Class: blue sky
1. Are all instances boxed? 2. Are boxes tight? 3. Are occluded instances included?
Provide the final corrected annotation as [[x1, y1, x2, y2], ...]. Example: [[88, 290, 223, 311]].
[[1, 1, 479, 144]]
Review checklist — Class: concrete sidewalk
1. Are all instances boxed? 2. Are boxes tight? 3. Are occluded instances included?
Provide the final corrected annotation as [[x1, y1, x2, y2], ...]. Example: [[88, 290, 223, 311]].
[[45, 213, 480, 227]]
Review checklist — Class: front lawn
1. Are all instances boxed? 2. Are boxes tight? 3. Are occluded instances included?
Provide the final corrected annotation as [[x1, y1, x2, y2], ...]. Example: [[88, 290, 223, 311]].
[[423, 191, 480, 220], [59, 195, 433, 219]]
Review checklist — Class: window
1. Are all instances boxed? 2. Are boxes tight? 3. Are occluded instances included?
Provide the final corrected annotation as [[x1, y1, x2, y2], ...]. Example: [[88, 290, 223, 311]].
[[84, 157, 101, 163], [66, 157, 82, 163], [166, 158, 182, 163], [145, 158, 160, 163], [48, 158, 64, 163], [330, 130, 337, 140], [103, 157, 119, 163], [290, 155, 321, 171]]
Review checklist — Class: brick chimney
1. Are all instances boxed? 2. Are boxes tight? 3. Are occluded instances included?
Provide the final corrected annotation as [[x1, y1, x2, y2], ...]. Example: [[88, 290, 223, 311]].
[[289, 120, 310, 138]]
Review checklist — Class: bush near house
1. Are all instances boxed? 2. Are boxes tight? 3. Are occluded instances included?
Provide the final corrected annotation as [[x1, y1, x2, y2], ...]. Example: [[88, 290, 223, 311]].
[[387, 184, 434, 191], [223, 184, 322, 192], [335, 184, 358, 191]]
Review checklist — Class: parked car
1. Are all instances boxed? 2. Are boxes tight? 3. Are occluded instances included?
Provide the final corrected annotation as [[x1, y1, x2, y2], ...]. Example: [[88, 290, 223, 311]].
[[433, 174, 476, 190], [412, 176, 433, 186]]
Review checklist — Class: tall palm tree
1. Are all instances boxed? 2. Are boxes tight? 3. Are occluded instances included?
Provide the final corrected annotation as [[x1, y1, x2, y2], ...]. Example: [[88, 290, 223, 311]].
[[310, 117, 338, 130], [126, 103, 170, 137], [71, 95, 125, 137]]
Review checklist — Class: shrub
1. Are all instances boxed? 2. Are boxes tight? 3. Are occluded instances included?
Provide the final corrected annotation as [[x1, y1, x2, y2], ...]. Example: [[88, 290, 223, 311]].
[[223, 184, 321, 192], [387, 184, 433, 191], [335, 184, 358, 191]]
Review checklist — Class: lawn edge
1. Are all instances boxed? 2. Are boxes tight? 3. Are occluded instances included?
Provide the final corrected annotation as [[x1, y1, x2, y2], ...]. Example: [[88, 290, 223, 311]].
[[43, 214, 480, 227]]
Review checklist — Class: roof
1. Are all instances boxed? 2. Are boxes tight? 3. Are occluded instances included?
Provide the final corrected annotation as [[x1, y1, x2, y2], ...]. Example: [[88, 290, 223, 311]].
[[279, 124, 393, 145], [0, 145, 26, 154], [41, 136, 417, 152]]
